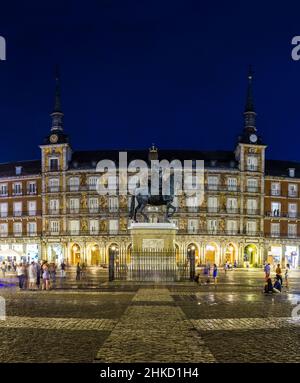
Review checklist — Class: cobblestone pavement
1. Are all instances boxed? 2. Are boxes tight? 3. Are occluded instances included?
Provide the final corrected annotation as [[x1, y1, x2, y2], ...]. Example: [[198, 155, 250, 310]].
[[95, 288, 215, 363], [0, 269, 299, 362]]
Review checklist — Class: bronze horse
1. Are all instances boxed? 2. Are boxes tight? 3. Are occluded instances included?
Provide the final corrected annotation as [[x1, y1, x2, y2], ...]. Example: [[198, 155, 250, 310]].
[[129, 173, 176, 222]]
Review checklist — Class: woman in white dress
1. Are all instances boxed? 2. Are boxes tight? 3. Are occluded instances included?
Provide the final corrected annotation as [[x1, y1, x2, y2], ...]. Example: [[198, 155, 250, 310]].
[[28, 262, 37, 290]]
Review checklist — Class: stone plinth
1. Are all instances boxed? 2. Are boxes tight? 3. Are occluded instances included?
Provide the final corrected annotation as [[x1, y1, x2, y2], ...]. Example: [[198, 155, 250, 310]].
[[128, 222, 178, 251], [127, 222, 179, 281]]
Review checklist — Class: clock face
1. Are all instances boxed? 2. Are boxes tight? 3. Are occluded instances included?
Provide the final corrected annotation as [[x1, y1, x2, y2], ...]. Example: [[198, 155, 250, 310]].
[[50, 134, 58, 144], [249, 134, 257, 143]]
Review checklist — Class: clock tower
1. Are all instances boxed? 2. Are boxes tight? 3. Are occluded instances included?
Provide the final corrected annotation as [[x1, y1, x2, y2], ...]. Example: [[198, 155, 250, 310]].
[[40, 68, 72, 172], [235, 68, 267, 244], [235, 67, 267, 172], [238, 67, 262, 145], [39, 69, 72, 259], [43, 68, 70, 147]]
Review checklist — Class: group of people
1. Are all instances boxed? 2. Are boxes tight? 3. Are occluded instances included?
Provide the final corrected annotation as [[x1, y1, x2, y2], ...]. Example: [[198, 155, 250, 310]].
[[76, 262, 87, 281], [1, 261, 17, 276], [224, 260, 238, 272], [11, 260, 67, 291], [0, 259, 90, 290], [195, 263, 218, 285], [263, 263, 290, 294]]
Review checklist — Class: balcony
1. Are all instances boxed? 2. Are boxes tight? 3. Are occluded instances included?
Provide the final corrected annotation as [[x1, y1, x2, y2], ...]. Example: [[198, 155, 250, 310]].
[[28, 231, 37, 237], [227, 186, 238, 192], [47, 187, 61, 193], [226, 208, 239, 214], [265, 211, 299, 219], [206, 185, 240, 192], [12, 191, 22, 196], [47, 209, 63, 215], [270, 190, 281, 196], [207, 207, 219, 213], [207, 184, 218, 191], [245, 230, 259, 236], [246, 209, 260, 216], [247, 187, 259, 193], [68, 185, 80, 192], [68, 208, 80, 214], [270, 231, 280, 238], [288, 191, 298, 198], [0, 210, 42, 218], [247, 166, 259, 172]]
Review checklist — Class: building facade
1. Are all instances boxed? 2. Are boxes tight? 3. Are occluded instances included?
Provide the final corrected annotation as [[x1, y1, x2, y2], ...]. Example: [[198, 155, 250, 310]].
[[0, 72, 299, 268]]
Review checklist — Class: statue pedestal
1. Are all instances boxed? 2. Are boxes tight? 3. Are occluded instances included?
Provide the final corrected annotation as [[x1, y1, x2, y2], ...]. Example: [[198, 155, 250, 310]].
[[128, 222, 178, 251], [128, 222, 178, 281]]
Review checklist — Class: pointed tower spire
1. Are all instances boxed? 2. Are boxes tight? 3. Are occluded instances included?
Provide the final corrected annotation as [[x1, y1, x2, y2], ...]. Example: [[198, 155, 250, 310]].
[[244, 65, 256, 132], [50, 65, 64, 131]]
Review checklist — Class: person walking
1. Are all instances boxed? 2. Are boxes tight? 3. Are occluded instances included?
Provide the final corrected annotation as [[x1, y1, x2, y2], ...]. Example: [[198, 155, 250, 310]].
[[60, 261, 66, 278], [42, 263, 50, 290], [28, 262, 37, 290], [16, 263, 25, 290], [49, 263, 57, 289], [233, 259, 237, 269], [264, 263, 271, 279], [285, 264, 290, 289], [213, 264, 218, 285], [275, 264, 283, 285], [1, 262, 6, 278], [76, 263, 81, 281], [203, 264, 210, 284], [224, 261, 228, 274]]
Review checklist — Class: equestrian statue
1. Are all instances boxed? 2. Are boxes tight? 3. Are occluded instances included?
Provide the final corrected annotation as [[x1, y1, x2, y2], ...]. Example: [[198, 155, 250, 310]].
[[129, 171, 176, 222]]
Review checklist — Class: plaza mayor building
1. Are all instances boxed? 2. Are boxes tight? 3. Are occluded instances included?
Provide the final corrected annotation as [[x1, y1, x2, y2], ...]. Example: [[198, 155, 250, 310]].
[[0, 72, 299, 269]]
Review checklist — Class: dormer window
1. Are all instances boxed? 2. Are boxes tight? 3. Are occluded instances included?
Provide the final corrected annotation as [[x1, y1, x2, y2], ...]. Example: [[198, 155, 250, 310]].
[[289, 168, 295, 178], [15, 166, 22, 175]]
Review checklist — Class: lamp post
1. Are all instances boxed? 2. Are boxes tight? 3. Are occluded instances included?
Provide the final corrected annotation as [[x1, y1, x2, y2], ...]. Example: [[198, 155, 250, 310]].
[[109, 245, 116, 282], [189, 245, 196, 281]]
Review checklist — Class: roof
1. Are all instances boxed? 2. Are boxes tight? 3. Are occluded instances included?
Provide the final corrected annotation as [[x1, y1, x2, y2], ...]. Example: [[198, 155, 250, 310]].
[[0, 151, 299, 178], [69, 149, 238, 170], [265, 159, 300, 178], [0, 160, 41, 178]]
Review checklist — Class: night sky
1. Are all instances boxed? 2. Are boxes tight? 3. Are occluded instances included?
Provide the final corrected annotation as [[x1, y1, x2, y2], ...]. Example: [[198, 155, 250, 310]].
[[1, 1, 300, 163]]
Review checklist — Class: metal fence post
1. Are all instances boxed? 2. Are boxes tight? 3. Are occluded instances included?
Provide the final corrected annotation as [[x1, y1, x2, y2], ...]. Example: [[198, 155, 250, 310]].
[[190, 248, 195, 281], [109, 248, 115, 282]]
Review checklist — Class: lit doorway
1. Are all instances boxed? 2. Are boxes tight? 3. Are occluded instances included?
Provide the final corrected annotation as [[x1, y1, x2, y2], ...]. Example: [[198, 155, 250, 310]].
[[71, 244, 81, 265]]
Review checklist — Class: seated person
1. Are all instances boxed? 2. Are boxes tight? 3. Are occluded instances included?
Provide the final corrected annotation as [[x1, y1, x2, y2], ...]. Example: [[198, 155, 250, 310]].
[[264, 278, 273, 294], [273, 277, 282, 293]]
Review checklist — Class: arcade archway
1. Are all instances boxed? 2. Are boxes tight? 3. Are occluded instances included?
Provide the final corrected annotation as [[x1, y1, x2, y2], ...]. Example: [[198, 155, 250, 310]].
[[187, 243, 200, 265], [71, 243, 81, 265], [90, 244, 100, 266], [204, 243, 218, 265], [244, 244, 258, 266], [224, 243, 237, 265]]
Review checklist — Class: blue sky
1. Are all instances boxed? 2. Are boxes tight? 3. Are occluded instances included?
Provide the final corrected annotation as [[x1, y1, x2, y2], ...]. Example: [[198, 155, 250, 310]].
[[0, 0, 300, 162]]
